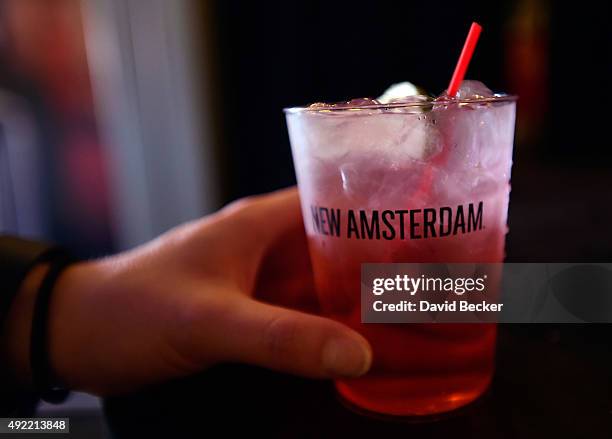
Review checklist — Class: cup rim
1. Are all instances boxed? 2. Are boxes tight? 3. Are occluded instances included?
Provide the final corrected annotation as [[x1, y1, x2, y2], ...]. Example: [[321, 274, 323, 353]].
[[283, 94, 518, 114]]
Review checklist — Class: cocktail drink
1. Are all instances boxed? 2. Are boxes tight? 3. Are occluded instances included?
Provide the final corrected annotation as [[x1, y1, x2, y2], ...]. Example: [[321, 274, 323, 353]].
[[285, 81, 516, 416]]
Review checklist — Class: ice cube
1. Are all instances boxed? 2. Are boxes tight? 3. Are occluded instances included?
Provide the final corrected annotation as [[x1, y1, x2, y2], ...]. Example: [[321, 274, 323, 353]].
[[308, 98, 380, 111], [429, 95, 515, 203], [454, 80, 494, 100], [297, 106, 442, 167], [433, 80, 494, 107], [383, 95, 433, 114], [308, 102, 332, 110], [386, 95, 430, 104], [339, 153, 429, 208], [378, 82, 420, 103], [340, 98, 380, 107], [391, 114, 442, 161]]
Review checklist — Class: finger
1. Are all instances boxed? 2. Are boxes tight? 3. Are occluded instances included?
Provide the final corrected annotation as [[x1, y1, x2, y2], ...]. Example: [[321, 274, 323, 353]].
[[173, 187, 303, 288], [204, 187, 307, 291], [253, 203, 316, 311], [222, 186, 303, 249], [208, 296, 372, 379]]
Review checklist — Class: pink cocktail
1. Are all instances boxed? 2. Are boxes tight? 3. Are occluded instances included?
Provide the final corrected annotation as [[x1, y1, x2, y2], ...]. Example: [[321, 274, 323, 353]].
[[285, 84, 516, 416]]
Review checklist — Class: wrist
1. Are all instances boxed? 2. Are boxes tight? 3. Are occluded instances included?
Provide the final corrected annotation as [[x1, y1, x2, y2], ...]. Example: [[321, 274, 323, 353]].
[[1, 260, 98, 393], [45, 260, 103, 391]]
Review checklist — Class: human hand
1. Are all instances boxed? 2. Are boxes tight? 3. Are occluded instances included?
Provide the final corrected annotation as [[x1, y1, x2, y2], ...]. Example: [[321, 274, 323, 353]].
[[44, 187, 371, 395]]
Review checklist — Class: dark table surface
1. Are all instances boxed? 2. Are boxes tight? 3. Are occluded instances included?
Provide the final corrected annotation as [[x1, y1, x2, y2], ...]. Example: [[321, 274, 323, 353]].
[[104, 325, 612, 438]]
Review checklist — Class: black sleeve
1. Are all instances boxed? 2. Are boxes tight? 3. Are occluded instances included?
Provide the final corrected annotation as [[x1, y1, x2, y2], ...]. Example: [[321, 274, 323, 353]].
[[0, 235, 61, 416]]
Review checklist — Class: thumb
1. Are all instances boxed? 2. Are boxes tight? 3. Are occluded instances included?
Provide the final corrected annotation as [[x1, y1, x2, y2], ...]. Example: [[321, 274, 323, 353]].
[[208, 296, 372, 379]]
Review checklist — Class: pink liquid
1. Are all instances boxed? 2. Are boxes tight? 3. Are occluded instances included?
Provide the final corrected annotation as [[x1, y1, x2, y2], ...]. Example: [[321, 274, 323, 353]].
[[307, 222, 504, 416]]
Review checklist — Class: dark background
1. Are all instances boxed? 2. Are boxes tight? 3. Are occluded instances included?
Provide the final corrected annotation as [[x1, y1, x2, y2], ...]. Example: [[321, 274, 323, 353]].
[[210, 0, 612, 262]]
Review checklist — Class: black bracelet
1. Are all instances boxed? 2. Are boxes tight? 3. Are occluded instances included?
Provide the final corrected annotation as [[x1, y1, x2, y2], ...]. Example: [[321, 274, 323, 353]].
[[30, 252, 74, 403], [0, 236, 63, 325]]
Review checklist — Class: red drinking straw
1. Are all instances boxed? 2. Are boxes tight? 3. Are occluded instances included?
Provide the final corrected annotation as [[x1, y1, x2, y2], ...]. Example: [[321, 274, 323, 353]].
[[446, 22, 482, 97], [407, 22, 483, 207]]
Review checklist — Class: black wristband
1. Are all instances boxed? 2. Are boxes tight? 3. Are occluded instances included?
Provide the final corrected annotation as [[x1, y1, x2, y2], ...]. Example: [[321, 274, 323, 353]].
[[0, 236, 65, 324], [30, 252, 74, 403]]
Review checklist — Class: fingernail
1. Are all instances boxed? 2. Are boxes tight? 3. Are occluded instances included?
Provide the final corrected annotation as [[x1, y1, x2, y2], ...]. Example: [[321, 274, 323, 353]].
[[322, 336, 372, 378]]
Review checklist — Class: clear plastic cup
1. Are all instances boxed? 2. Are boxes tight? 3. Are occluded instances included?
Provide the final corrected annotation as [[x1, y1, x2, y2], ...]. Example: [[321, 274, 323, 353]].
[[285, 95, 517, 416]]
